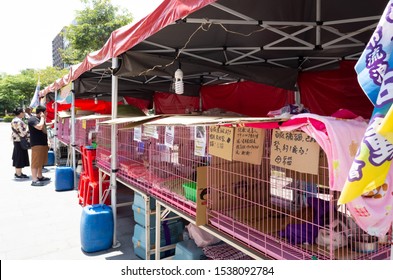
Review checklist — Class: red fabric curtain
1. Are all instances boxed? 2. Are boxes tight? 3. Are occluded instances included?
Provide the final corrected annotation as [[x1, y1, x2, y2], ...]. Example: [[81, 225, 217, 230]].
[[46, 99, 112, 119], [154, 92, 200, 114], [201, 81, 294, 117], [123, 97, 151, 110], [45, 102, 55, 124], [298, 61, 373, 119]]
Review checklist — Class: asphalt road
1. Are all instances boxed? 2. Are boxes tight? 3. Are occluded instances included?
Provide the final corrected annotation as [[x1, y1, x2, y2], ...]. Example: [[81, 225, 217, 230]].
[[0, 122, 136, 261]]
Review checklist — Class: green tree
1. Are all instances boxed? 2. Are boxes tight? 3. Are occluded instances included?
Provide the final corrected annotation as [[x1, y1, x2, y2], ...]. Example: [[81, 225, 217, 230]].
[[0, 67, 68, 114], [60, 0, 132, 65], [38, 67, 69, 87]]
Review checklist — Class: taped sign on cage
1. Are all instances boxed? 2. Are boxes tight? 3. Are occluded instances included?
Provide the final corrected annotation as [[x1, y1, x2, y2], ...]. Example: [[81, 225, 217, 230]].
[[233, 127, 265, 164], [164, 126, 175, 148], [143, 125, 159, 139], [208, 126, 234, 161], [270, 129, 320, 175], [133, 126, 142, 142], [194, 126, 207, 156]]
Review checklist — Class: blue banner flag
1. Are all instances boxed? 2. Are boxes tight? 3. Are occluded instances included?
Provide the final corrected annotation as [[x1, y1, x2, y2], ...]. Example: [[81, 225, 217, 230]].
[[339, 1, 393, 204], [354, 1, 393, 116]]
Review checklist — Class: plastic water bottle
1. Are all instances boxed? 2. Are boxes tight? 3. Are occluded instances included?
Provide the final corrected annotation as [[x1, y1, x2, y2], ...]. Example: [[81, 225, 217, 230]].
[[182, 229, 190, 241]]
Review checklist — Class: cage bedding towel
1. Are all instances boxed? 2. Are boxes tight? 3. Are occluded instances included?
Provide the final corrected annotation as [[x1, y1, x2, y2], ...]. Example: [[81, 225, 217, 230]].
[[345, 177, 393, 238], [279, 197, 331, 245], [339, 1, 393, 205], [281, 114, 393, 236], [280, 113, 368, 192]]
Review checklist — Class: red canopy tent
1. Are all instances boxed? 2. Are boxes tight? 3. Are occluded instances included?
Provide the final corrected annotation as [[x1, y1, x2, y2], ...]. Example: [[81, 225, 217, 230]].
[[40, 0, 384, 119], [38, 0, 387, 257], [40, 0, 215, 96]]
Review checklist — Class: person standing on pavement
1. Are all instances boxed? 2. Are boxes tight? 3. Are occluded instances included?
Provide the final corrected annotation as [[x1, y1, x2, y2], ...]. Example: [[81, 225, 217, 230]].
[[11, 108, 30, 179], [24, 107, 50, 173], [28, 105, 51, 186]]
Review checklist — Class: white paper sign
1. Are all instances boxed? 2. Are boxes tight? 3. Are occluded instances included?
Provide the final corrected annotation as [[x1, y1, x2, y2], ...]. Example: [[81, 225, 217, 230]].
[[144, 125, 159, 139], [133, 126, 142, 142], [194, 126, 207, 156], [165, 126, 175, 148]]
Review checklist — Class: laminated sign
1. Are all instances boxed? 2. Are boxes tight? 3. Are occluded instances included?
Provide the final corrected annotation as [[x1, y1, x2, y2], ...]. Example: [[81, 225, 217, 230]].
[[143, 125, 159, 139], [208, 126, 234, 161], [270, 129, 320, 175], [194, 126, 207, 156], [164, 126, 175, 148], [133, 126, 142, 142]]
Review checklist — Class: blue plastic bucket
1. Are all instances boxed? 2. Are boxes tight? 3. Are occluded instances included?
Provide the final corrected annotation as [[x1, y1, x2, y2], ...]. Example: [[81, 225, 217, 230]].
[[45, 150, 55, 166], [80, 204, 114, 253], [55, 166, 74, 191]]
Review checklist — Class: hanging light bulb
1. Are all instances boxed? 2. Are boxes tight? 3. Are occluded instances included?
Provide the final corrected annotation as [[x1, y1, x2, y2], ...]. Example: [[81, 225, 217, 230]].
[[94, 95, 98, 104], [174, 68, 184, 94]]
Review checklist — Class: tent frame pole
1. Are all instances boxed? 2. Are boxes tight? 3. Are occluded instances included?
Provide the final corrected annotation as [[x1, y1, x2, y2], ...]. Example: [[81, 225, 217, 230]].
[[111, 57, 120, 248], [71, 84, 77, 190], [53, 90, 58, 166]]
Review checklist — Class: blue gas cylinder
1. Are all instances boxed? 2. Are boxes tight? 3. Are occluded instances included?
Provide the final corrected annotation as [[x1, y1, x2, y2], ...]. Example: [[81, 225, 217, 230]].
[[80, 204, 114, 253], [55, 166, 74, 191], [46, 150, 54, 166]]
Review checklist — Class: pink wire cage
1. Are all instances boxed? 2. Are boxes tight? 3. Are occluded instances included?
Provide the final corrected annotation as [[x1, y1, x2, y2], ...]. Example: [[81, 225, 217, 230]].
[[206, 128, 392, 260]]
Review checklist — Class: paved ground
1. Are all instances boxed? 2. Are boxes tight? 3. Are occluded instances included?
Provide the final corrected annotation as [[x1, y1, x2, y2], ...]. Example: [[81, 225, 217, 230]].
[[0, 122, 138, 260]]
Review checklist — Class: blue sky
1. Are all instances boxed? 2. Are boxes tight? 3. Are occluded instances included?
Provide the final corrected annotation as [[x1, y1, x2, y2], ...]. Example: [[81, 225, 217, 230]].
[[0, 0, 163, 75]]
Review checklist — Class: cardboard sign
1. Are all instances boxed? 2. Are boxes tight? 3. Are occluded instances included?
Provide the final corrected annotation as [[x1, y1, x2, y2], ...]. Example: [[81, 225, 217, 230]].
[[196, 166, 208, 226], [208, 126, 234, 161], [270, 129, 320, 175], [233, 127, 264, 164]]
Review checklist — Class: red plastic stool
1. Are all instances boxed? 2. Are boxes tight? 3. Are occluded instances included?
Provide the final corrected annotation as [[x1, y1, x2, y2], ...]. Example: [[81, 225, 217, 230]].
[[82, 146, 111, 206], [78, 146, 91, 205], [80, 146, 95, 205], [78, 174, 90, 205], [84, 181, 111, 206], [85, 148, 97, 181]]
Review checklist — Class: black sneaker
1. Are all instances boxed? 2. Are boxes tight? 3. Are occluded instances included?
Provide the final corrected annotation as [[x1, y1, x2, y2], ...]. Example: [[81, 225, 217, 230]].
[[31, 181, 44, 187], [37, 176, 51, 181], [15, 173, 29, 179]]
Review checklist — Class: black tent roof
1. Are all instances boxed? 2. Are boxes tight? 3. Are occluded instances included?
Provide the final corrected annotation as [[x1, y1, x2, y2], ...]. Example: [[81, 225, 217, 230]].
[[70, 0, 387, 97]]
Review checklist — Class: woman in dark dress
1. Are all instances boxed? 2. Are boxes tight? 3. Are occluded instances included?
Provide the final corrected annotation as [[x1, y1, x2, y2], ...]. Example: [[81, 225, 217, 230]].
[[11, 108, 30, 179]]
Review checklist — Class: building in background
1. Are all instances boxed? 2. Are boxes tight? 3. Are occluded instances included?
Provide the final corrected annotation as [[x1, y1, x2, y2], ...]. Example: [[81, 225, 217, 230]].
[[52, 27, 68, 69]]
